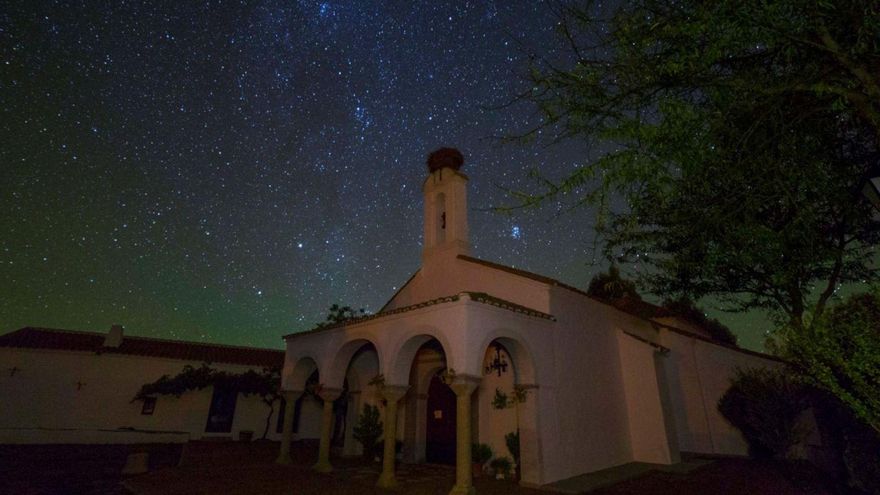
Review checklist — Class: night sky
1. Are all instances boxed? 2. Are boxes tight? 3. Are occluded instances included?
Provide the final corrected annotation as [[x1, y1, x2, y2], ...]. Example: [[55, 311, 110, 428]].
[[0, 1, 767, 351]]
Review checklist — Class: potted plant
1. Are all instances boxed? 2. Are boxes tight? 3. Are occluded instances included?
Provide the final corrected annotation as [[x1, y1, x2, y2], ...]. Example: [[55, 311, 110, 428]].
[[505, 431, 521, 481], [471, 443, 492, 478], [489, 456, 512, 480], [353, 404, 383, 460]]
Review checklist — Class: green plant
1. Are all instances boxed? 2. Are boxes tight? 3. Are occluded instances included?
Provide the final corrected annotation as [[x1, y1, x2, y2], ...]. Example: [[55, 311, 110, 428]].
[[133, 364, 282, 440], [472, 443, 493, 464], [779, 291, 880, 436], [489, 456, 512, 477], [717, 367, 809, 459], [352, 404, 383, 459], [505, 431, 520, 467]]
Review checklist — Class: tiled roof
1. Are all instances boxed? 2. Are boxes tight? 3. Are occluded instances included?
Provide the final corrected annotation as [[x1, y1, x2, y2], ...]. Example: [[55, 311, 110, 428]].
[[458, 255, 782, 361], [0, 327, 284, 368], [465, 292, 555, 320], [286, 291, 554, 338], [458, 255, 671, 318]]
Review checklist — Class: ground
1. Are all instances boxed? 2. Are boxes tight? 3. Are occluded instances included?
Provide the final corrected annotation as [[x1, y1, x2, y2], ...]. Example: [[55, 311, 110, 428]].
[[0, 441, 840, 495]]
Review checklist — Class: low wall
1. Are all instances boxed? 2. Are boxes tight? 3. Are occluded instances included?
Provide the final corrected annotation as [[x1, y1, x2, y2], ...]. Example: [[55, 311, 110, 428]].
[[0, 427, 190, 444]]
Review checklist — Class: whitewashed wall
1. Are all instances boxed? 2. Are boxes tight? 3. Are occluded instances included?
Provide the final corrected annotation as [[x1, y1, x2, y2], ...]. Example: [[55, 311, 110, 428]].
[[0, 347, 286, 444]]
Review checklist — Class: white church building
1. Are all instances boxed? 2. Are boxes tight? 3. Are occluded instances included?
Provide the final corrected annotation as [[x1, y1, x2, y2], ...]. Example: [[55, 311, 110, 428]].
[[275, 148, 782, 493]]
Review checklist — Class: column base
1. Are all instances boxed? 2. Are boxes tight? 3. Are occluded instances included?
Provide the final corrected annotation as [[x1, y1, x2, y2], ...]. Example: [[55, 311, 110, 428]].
[[313, 461, 333, 473], [448, 484, 475, 495], [376, 471, 398, 489]]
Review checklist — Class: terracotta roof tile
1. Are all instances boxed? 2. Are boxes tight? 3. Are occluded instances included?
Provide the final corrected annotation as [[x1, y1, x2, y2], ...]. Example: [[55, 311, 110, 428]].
[[0, 327, 284, 368]]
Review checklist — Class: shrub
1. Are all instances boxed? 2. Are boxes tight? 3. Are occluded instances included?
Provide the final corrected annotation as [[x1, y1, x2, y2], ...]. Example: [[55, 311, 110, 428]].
[[718, 367, 809, 459], [489, 456, 512, 477], [505, 431, 520, 465], [352, 404, 382, 458], [472, 443, 493, 464]]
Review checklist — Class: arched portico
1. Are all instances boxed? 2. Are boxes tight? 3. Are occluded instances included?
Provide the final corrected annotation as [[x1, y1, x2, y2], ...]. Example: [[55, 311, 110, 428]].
[[473, 331, 544, 486], [332, 340, 381, 457], [276, 356, 318, 465], [384, 328, 456, 386]]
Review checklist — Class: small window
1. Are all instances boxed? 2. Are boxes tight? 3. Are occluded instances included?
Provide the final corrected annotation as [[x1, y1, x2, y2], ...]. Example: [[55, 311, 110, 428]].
[[141, 397, 157, 415]]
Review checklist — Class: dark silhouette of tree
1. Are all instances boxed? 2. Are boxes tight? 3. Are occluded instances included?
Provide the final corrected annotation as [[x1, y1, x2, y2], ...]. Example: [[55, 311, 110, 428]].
[[586, 264, 641, 301], [317, 304, 367, 328], [663, 296, 737, 346], [509, 1, 879, 330]]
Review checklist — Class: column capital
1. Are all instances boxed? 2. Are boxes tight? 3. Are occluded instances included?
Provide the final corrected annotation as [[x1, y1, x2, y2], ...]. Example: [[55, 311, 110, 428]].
[[449, 377, 480, 397], [381, 385, 409, 403], [318, 387, 344, 402], [282, 389, 304, 401]]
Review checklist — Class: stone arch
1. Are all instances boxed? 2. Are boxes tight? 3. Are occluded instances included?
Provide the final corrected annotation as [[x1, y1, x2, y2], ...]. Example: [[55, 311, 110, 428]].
[[475, 330, 543, 485], [475, 329, 539, 385], [386, 328, 454, 385], [324, 337, 383, 390], [287, 355, 319, 391]]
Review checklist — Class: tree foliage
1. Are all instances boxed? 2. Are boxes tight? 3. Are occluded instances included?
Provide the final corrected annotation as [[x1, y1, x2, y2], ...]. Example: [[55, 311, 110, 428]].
[[717, 367, 810, 459], [352, 404, 383, 459], [586, 264, 641, 301], [663, 296, 738, 346], [515, 0, 880, 329], [134, 364, 282, 439], [316, 304, 367, 328], [779, 291, 880, 436]]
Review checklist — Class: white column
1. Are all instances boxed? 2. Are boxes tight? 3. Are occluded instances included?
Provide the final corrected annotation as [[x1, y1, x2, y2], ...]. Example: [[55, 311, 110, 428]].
[[376, 385, 409, 489], [343, 390, 362, 457], [449, 378, 479, 495], [314, 388, 342, 473], [276, 390, 303, 465]]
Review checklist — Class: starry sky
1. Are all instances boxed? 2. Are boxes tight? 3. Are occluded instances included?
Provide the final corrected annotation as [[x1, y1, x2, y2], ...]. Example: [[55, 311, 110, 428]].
[[0, 1, 769, 351]]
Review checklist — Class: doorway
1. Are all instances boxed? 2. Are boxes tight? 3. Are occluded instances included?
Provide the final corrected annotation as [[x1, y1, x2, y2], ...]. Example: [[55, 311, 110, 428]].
[[425, 373, 456, 464]]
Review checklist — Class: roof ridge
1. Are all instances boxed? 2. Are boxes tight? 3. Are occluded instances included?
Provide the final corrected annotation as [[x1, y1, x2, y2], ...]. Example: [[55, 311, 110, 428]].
[[5, 327, 283, 353], [14, 326, 105, 337], [119, 334, 284, 353]]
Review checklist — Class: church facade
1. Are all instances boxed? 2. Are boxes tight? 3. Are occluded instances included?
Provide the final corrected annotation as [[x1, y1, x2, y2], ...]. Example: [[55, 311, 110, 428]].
[[276, 149, 781, 493]]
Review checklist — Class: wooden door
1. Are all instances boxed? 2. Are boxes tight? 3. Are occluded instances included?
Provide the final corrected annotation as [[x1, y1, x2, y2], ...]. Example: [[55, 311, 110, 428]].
[[425, 374, 456, 464]]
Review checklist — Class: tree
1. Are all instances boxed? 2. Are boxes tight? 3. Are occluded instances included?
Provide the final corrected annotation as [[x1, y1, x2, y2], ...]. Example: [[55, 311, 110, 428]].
[[586, 264, 641, 301], [134, 364, 282, 440], [663, 296, 738, 346], [717, 367, 810, 459], [512, 1, 879, 330], [234, 367, 283, 440], [316, 304, 367, 328], [779, 291, 880, 436], [352, 404, 383, 459]]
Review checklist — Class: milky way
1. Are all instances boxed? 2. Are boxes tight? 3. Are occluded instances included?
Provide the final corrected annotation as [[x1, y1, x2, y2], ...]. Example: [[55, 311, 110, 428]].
[[5, 1, 744, 350]]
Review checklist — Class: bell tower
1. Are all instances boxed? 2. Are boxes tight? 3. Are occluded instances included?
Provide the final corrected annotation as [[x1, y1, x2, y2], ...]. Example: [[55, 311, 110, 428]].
[[422, 148, 470, 263]]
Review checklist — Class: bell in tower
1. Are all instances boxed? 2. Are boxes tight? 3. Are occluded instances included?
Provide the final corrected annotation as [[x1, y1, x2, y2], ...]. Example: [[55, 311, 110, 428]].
[[422, 148, 471, 263]]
